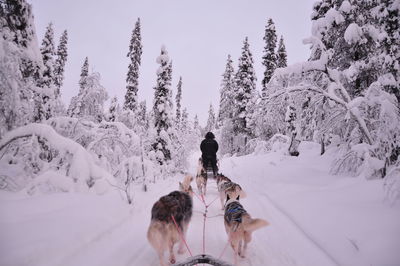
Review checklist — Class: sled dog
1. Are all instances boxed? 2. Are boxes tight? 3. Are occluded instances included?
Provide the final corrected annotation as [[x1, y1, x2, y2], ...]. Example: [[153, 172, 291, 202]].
[[196, 158, 208, 195], [216, 173, 246, 209], [224, 195, 269, 262], [147, 176, 194, 266]]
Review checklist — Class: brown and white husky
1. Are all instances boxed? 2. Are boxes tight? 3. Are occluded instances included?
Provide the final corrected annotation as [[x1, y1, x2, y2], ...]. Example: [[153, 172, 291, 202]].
[[224, 194, 269, 264], [196, 158, 208, 196], [216, 173, 246, 209], [147, 176, 194, 266]]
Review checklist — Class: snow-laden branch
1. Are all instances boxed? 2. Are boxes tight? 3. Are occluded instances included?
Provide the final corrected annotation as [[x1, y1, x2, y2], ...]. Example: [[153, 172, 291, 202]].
[[269, 35, 374, 145], [0, 123, 110, 188]]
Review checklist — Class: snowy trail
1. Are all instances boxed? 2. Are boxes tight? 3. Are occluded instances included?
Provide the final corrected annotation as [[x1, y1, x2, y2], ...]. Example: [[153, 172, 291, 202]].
[[35, 153, 337, 266], [2, 147, 398, 266]]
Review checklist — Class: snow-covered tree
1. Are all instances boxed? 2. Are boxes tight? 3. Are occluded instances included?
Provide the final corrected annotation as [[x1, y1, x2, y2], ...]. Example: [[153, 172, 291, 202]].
[[136, 100, 148, 131], [175, 76, 182, 124], [233, 37, 257, 140], [67, 57, 89, 117], [193, 114, 201, 138], [217, 54, 235, 126], [39, 22, 55, 88], [33, 22, 58, 121], [106, 96, 119, 122], [0, 0, 43, 136], [270, 0, 400, 178], [67, 72, 108, 121], [79, 57, 89, 89], [53, 29, 68, 96], [151, 46, 174, 165], [205, 103, 216, 133], [124, 18, 142, 113], [276, 35, 287, 68], [262, 18, 277, 92]]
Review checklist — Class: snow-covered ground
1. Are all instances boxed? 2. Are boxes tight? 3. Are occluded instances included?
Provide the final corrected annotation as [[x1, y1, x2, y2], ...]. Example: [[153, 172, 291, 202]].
[[1, 142, 399, 266]]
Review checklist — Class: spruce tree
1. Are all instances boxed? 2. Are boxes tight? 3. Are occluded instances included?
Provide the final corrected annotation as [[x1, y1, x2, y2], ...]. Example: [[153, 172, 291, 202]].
[[193, 114, 199, 131], [107, 96, 118, 122], [276, 35, 288, 68], [67, 57, 89, 117], [152, 46, 173, 164], [262, 18, 277, 92], [79, 57, 89, 90], [218, 54, 235, 126], [206, 103, 216, 133], [175, 76, 182, 123], [233, 37, 257, 137], [137, 100, 148, 130], [124, 18, 142, 112], [54, 29, 68, 97], [35, 22, 57, 121], [39, 22, 55, 88], [67, 72, 108, 121]]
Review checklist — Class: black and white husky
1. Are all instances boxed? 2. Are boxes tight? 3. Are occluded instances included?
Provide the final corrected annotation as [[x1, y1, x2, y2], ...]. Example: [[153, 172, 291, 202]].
[[147, 176, 193, 266]]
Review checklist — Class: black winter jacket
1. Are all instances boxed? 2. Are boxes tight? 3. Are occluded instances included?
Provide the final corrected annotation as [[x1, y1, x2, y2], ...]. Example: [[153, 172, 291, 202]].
[[200, 138, 219, 159]]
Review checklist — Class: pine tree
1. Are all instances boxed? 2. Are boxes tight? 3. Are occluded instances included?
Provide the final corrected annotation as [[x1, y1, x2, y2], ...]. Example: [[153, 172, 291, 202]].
[[79, 57, 89, 90], [276, 35, 288, 68], [53, 30, 68, 97], [205, 103, 216, 133], [218, 54, 235, 126], [39, 22, 55, 88], [175, 76, 183, 123], [151, 46, 173, 164], [124, 18, 142, 112], [233, 37, 257, 137], [262, 18, 277, 92]]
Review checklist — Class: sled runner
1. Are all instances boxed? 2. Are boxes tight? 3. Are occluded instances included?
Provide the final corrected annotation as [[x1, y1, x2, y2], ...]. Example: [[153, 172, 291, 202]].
[[200, 158, 220, 179], [172, 254, 233, 266]]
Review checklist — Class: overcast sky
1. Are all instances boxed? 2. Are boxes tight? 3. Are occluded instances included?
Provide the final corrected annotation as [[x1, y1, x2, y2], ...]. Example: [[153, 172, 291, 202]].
[[30, 0, 316, 126]]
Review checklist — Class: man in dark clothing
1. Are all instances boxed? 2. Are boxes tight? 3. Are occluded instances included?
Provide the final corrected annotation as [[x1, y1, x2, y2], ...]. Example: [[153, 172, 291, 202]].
[[200, 132, 219, 175]]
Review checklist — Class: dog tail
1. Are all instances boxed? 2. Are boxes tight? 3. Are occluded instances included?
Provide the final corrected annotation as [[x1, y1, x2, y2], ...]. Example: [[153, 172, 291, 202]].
[[243, 218, 269, 232]]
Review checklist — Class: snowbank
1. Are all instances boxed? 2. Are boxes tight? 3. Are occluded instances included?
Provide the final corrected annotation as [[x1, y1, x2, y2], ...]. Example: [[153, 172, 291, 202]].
[[0, 123, 111, 191]]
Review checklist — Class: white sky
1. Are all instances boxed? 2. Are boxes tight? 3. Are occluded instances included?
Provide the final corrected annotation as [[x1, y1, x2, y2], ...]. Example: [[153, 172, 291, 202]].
[[30, 0, 316, 126]]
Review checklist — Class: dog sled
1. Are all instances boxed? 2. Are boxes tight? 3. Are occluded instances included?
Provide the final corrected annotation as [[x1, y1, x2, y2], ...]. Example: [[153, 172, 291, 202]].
[[172, 254, 233, 266], [200, 158, 219, 179]]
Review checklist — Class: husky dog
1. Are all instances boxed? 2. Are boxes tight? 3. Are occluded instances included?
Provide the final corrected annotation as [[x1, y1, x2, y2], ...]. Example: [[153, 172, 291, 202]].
[[216, 174, 246, 209], [224, 195, 269, 263], [196, 158, 208, 195], [147, 176, 194, 266]]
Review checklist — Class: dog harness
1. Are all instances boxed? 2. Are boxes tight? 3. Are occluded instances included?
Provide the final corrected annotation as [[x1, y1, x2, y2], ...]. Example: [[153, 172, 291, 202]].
[[224, 201, 246, 224]]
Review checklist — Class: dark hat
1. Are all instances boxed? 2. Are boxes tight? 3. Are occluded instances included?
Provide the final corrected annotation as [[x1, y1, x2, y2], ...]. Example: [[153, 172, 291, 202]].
[[205, 132, 215, 139]]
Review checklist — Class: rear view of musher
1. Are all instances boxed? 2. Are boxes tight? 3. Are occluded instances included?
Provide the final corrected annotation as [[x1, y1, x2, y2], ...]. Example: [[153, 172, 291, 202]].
[[200, 132, 219, 178]]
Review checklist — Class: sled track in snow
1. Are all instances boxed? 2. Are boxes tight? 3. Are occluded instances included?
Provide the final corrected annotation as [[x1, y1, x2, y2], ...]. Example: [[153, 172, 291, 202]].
[[259, 191, 340, 266], [56, 214, 133, 266]]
